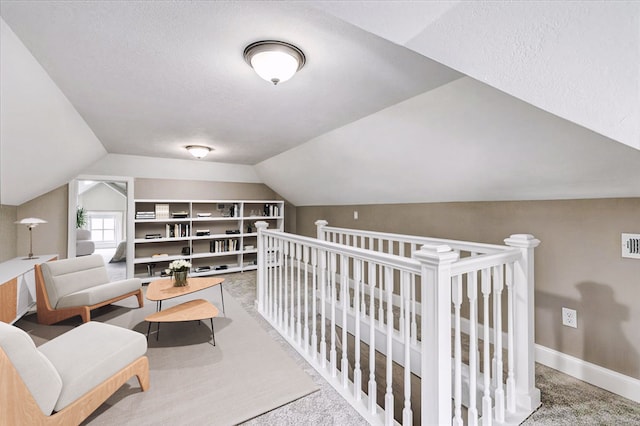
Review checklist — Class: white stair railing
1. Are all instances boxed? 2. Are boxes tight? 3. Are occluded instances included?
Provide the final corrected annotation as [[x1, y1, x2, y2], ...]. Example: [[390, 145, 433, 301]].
[[256, 221, 540, 425]]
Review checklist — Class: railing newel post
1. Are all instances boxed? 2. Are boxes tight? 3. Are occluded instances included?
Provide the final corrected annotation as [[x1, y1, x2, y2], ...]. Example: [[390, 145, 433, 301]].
[[413, 244, 459, 426], [315, 219, 328, 241], [255, 221, 269, 313], [504, 234, 541, 412]]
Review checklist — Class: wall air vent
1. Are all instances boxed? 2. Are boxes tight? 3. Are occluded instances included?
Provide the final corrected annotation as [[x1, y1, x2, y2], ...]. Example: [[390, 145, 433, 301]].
[[621, 233, 640, 259]]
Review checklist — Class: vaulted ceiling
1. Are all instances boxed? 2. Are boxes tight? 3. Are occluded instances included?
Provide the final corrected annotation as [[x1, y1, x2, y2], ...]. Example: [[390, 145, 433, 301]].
[[1, 1, 639, 206]]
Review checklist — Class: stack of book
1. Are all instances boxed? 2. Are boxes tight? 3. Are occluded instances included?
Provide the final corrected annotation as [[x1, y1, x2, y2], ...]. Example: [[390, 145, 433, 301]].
[[136, 211, 155, 220]]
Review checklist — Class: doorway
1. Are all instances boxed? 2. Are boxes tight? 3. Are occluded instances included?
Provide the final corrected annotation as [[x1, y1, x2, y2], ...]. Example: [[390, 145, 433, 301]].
[[68, 176, 134, 280]]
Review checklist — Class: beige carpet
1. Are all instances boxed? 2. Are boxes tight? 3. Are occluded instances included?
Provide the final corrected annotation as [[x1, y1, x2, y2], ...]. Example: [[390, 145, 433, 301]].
[[16, 284, 319, 425]]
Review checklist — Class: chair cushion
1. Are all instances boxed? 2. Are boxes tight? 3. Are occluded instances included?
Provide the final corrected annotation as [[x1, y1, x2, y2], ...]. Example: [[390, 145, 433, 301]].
[[55, 278, 141, 308], [0, 321, 63, 416], [38, 321, 147, 412], [40, 255, 110, 307]]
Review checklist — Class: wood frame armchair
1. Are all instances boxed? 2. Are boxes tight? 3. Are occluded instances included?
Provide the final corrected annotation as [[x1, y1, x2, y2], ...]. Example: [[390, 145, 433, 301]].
[[0, 348, 149, 425], [0, 320, 149, 426], [34, 255, 143, 325]]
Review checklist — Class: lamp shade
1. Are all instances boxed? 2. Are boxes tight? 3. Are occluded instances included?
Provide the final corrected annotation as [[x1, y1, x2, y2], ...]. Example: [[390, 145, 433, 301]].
[[15, 217, 47, 228], [244, 41, 305, 85]]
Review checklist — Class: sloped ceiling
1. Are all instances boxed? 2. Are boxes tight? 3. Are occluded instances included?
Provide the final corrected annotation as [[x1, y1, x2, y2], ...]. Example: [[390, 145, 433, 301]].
[[1, 1, 639, 207]]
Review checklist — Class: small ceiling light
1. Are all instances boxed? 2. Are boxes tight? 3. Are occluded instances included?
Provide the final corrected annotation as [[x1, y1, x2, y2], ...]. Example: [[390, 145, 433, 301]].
[[243, 40, 306, 85], [186, 145, 211, 159]]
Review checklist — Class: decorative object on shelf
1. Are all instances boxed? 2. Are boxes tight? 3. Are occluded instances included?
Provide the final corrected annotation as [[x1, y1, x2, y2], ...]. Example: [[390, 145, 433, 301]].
[[243, 40, 306, 85], [186, 145, 212, 159], [14, 217, 47, 260], [166, 259, 191, 287]]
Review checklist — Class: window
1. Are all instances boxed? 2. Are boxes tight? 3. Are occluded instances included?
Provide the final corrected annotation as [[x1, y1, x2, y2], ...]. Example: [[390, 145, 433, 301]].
[[88, 212, 121, 248]]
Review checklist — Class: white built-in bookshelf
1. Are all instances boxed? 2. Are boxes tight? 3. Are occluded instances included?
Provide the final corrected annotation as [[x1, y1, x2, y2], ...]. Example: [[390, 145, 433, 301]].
[[133, 199, 283, 283]]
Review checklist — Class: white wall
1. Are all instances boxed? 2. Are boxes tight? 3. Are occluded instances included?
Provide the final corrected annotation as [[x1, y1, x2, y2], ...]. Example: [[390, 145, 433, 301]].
[[256, 77, 640, 207], [82, 153, 262, 183], [0, 18, 107, 206]]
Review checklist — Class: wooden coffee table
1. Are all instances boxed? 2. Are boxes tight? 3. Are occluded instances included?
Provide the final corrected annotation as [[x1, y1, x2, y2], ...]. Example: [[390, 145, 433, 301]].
[[145, 276, 225, 344], [146, 276, 225, 314], [145, 299, 219, 344]]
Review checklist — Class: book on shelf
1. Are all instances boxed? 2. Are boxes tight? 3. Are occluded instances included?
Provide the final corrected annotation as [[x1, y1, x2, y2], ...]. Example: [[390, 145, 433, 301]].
[[165, 223, 190, 238], [197, 212, 212, 217], [263, 203, 281, 217], [155, 204, 169, 219], [151, 253, 169, 258], [210, 239, 239, 253], [136, 211, 155, 219], [171, 211, 189, 218], [196, 229, 210, 236], [145, 233, 162, 239]]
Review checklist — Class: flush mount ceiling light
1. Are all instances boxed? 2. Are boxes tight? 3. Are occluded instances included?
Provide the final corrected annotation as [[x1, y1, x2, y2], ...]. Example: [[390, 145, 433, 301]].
[[186, 145, 212, 159], [243, 40, 306, 85]]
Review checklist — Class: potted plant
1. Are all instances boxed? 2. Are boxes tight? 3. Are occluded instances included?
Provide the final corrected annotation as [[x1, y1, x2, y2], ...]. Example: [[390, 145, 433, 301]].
[[166, 259, 192, 287], [76, 207, 87, 229]]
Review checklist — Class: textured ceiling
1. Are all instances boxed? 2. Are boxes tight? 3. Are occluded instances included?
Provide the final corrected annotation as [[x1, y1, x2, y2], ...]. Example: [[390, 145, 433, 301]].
[[315, 0, 640, 151], [1, 1, 638, 207], [0, 1, 461, 164]]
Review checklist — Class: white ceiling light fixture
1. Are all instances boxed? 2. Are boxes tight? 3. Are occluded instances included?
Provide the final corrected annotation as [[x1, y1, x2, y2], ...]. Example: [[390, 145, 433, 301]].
[[186, 145, 212, 159], [244, 40, 306, 85]]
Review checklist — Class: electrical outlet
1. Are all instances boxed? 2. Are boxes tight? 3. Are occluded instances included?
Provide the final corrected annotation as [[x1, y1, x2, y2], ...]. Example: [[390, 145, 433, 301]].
[[562, 307, 577, 328], [353, 211, 358, 220]]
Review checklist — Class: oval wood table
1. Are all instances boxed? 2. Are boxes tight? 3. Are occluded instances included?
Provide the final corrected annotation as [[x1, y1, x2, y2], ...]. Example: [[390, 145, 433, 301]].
[[145, 276, 225, 344]]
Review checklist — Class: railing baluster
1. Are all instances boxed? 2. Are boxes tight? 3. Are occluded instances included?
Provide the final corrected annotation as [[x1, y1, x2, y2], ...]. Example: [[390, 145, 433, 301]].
[[320, 249, 327, 369], [303, 246, 310, 353], [378, 264, 384, 327], [278, 238, 284, 327], [506, 262, 516, 413], [290, 241, 296, 338], [283, 241, 289, 334], [368, 261, 377, 414], [311, 248, 318, 360], [296, 243, 302, 344], [402, 270, 413, 425], [467, 271, 479, 426], [410, 274, 417, 345], [493, 265, 505, 422], [341, 255, 349, 387], [330, 252, 337, 377], [481, 268, 493, 426], [384, 266, 394, 425], [453, 274, 463, 426], [354, 259, 362, 401]]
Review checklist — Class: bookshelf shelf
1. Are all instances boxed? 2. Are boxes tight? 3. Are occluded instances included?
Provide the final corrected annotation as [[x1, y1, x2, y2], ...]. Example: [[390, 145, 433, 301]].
[[134, 199, 283, 283]]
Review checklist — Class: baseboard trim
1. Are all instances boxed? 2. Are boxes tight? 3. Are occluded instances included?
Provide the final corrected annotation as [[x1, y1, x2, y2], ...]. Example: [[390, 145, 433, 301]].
[[535, 344, 640, 403]]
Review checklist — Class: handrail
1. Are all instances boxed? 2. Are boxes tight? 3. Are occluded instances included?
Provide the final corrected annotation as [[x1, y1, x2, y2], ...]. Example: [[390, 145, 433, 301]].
[[321, 224, 512, 254], [262, 228, 421, 274]]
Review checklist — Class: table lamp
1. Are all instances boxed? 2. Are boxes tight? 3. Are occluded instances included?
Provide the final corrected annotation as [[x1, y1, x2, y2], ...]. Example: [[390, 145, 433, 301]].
[[15, 217, 47, 260]]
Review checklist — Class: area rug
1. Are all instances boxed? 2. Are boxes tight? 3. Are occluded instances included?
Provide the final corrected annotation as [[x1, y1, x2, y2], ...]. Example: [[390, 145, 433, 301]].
[[16, 283, 319, 425]]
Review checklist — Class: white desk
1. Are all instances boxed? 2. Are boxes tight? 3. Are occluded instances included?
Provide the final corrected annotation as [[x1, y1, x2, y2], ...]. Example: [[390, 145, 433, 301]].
[[0, 254, 57, 323]]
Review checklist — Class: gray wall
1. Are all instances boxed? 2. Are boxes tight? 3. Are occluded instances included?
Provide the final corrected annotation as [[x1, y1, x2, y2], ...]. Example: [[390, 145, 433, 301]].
[[297, 198, 640, 380], [16, 185, 68, 260], [4, 179, 293, 262], [0, 204, 18, 262]]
